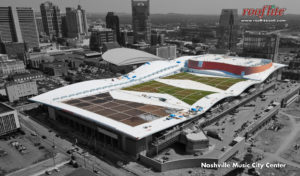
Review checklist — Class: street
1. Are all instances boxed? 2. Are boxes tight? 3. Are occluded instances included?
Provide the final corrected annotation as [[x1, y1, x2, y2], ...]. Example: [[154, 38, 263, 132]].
[[18, 113, 135, 176]]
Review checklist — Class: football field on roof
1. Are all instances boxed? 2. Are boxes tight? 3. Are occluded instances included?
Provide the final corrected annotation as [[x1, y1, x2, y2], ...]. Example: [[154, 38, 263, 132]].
[[123, 80, 215, 105], [163, 72, 245, 90]]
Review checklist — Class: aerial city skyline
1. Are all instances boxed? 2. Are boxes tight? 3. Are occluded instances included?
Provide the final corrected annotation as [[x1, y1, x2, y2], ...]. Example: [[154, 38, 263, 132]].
[[1, 0, 300, 14]]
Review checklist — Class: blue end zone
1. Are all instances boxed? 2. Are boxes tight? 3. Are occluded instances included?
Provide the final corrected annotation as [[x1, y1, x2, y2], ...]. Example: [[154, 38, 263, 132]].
[[198, 61, 203, 67]]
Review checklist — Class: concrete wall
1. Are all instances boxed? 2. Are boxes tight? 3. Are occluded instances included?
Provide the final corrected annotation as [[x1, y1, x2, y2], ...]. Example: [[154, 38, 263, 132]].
[[282, 87, 300, 108], [161, 158, 217, 171], [15, 103, 39, 111], [126, 137, 147, 157], [140, 137, 245, 172], [218, 138, 245, 163], [140, 154, 218, 172], [139, 154, 163, 171], [48, 107, 56, 120]]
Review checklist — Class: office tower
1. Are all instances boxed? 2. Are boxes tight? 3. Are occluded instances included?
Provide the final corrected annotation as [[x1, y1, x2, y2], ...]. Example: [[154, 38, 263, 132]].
[[89, 28, 116, 52], [61, 15, 68, 37], [131, 0, 151, 43], [106, 12, 121, 44], [65, 5, 88, 38], [120, 30, 134, 46], [36, 17, 44, 35], [16, 7, 40, 48], [217, 9, 239, 50], [0, 7, 39, 48], [151, 32, 165, 46], [242, 31, 280, 61], [40, 1, 62, 39]]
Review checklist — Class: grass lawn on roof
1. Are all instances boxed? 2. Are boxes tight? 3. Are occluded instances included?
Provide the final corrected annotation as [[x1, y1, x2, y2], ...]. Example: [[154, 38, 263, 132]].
[[163, 72, 245, 90], [123, 80, 214, 105]]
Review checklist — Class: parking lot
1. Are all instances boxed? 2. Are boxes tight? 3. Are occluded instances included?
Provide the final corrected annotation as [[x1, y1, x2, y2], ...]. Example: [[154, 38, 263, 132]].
[[0, 130, 53, 175]]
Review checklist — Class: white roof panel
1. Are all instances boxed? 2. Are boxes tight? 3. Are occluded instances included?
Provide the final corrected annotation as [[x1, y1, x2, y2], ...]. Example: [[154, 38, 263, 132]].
[[30, 54, 286, 139]]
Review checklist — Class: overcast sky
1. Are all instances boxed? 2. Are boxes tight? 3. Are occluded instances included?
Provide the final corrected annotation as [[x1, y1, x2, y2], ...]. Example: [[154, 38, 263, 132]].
[[1, 0, 299, 15]]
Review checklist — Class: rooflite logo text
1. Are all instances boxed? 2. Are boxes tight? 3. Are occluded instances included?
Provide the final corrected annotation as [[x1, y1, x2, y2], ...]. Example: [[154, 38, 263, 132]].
[[241, 5, 286, 23], [242, 5, 286, 18]]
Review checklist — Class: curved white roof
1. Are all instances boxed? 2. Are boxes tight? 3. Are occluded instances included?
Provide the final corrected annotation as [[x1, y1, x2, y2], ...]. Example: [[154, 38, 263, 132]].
[[30, 54, 286, 139], [102, 48, 164, 66]]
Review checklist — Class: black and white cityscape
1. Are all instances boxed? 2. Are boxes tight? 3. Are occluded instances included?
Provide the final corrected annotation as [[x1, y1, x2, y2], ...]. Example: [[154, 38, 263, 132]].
[[1, 0, 300, 176]]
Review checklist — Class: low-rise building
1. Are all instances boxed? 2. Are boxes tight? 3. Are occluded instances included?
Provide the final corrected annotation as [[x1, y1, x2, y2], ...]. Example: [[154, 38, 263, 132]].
[[89, 28, 116, 52], [5, 81, 38, 102], [40, 61, 68, 76], [144, 45, 177, 60], [102, 42, 121, 52], [0, 42, 27, 61], [28, 53, 55, 69], [0, 103, 20, 136], [0, 55, 26, 76]]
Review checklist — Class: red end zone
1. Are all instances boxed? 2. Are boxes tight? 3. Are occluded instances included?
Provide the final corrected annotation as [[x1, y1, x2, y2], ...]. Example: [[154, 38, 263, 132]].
[[188, 60, 273, 76]]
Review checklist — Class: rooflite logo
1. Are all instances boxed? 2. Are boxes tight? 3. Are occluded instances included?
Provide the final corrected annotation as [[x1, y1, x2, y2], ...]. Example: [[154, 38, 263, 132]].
[[241, 5, 287, 23]]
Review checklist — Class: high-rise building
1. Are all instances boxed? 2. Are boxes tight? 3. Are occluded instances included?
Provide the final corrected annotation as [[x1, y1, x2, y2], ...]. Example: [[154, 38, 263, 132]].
[[131, 0, 151, 43], [89, 28, 116, 52], [16, 7, 40, 48], [151, 32, 165, 46], [106, 12, 121, 44], [0, 7, 39, 49], [217, 9, 239, 50], [61, 15, 68, 38], [242, 31, 280, 61], [40, 1, 62, 39], [65, 5, 88, 38], [120, 30, 134, 46], [36, 17, 44, 35]]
